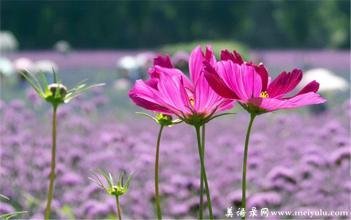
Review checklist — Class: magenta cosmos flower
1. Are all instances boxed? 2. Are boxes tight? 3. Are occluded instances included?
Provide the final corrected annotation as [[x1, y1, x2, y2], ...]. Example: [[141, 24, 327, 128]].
[[129, 46, 234, 125], [204, 50, 326, 114]]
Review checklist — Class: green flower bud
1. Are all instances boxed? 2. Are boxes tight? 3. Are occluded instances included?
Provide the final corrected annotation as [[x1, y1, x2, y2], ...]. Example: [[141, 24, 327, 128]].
[[90, 170, 132, 198], [22, 70, 104, 109], [156, 113, 173, 126], [108, 185, 128, 197], [48, 83, 67, 98], [45, 83, 68, 106]]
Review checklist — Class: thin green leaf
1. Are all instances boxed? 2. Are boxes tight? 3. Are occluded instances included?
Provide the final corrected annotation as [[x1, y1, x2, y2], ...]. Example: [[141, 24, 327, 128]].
[[125, 173, 133, 189], [0, 211, 28, 220], [0, 194, 9, 200], [171, 119, 183, 125], [108, 172, 114, 186], [53, 68, 58, 83], [89, 172, 108, 191], [119, 172, 124, 186], [22, 191, 40, 207], [21, 72, 44, 96], [64, 83, 105, 103], [37, 72, 48, 89], [100, 170, 113, 188], [29, 71, 45, 91], [207, 112, 236, 122], [135, 112, 157, 123], [67, 79, 88, 93]]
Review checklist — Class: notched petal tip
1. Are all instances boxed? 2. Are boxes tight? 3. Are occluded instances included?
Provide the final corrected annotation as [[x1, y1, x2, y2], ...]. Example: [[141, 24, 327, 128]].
[[204, 45, 214, 61], [296, 80, 320, 96], [268, 69, 303, 98], [220, 49, 244, 64], [153, 55, 173, 68]]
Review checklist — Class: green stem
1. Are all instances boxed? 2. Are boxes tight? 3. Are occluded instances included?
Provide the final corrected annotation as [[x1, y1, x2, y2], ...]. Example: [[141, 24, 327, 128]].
[[44, 106, 57, 219], [115, 195, 122, 220], [241, 113, 256, 220], [199, 125, 205, 219], [155, 126, 164, 220], [195, 125, 213, 219]]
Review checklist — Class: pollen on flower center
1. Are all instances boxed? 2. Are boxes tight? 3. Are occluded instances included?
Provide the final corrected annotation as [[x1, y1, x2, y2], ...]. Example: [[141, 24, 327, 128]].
[[259, 91, 269, 98], [189, 97, 195, 107]]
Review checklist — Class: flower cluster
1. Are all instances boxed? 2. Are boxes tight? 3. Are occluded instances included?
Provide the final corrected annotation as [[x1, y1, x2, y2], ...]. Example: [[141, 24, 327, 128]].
[[130, 46, 325, 120], [128, 45, 326, 219], [129, 46, 234, 126]]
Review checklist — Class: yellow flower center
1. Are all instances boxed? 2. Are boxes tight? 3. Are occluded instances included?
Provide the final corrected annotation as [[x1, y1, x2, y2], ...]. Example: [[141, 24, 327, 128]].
[[259, 91, 269, 98]]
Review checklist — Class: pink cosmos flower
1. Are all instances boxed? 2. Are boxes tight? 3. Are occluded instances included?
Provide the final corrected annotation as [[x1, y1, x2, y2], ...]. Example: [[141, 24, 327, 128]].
[[204, 50, 326, 114], [129, 46, 234, 125]]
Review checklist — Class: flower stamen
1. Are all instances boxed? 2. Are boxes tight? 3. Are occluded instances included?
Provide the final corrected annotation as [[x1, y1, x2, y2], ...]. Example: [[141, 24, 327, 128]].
[[189, 97, 195, 107], [259, 91, 269, 98]]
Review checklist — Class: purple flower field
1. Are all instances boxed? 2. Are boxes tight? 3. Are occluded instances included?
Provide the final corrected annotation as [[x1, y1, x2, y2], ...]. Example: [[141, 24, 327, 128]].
[[1, 88, 350, 218]]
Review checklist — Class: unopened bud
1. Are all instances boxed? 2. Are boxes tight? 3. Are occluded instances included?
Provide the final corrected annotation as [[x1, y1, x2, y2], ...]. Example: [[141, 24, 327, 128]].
[[156, 113, 173, 126], [48, 83, 67, 98]]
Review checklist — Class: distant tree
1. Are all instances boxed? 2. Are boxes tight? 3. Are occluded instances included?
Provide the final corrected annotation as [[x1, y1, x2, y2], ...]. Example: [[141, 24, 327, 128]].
[[1, 0, 349, 49]]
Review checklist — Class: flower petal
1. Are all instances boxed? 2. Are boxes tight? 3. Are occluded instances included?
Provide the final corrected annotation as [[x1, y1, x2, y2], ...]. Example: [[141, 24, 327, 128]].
[[267, 69, 303, 98], [216, 99, 235, 112], [220, 50, 244, 64], [254, 64, 269, 91], [189, 46, 215, 84], [221, 50, 269, 92], [216, 61, 262, 101], [249, 92, 326, 112], [148, 55, 174, 78], [203, 61, 238, 99], [157, 73, 191, 115], [145, 78, 158, 90], [153, 65, 193, 90], [194, 69, 235, 116], [128, 80, 173, 114], [296, 80, 320, 96], [154, 55, 173, 68], [194, 70, 219, 114], [179, 77, 192, 112]]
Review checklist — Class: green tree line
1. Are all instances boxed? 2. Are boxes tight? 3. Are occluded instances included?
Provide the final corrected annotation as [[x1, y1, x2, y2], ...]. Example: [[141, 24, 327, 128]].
[[1, 0, 349, 49]]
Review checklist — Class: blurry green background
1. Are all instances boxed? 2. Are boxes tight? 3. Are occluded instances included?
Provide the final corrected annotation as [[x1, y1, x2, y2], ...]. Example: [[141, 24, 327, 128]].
[[1, 0, 350, 50]]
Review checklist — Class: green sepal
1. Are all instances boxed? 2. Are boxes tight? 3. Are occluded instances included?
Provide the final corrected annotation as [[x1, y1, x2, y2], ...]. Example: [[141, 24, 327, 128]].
[[136, 112, 183, 127]]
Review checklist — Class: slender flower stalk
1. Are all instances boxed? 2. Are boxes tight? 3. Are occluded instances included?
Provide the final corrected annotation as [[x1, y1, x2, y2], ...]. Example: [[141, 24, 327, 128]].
[[115, 195, 122, 220], [22, 70, 104, 219], [44, 106, 57, 219], [241, 113, 255, 220], [90, 170, 132, 220], [136, 113, 179, 220], [154, 125, 164, 220], [199, 125, 205, 219], [195, 125, 213, 219]]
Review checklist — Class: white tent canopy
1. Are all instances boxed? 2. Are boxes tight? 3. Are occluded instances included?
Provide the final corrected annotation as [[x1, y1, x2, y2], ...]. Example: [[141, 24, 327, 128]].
[[300, 68, 349, 92]]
